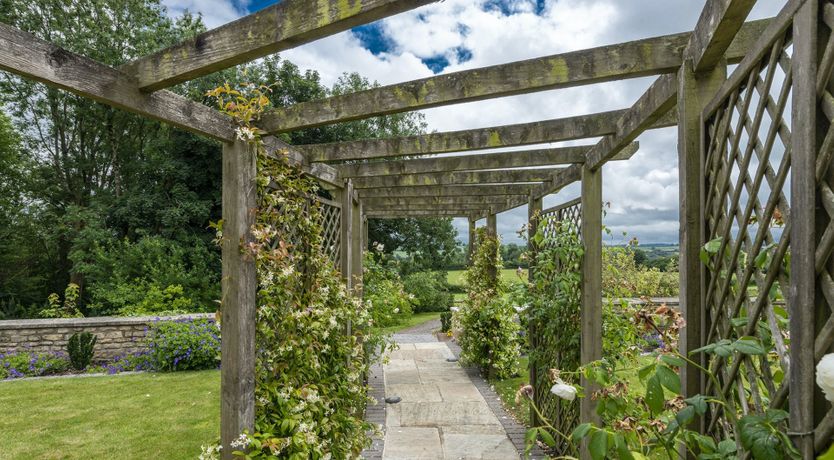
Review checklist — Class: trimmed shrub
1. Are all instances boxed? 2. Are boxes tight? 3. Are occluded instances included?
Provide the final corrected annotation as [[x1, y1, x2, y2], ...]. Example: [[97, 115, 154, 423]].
[[364, 249, 415, 328], [403, 271, 453, 313], [143, 318, 220, 371], [440, 311, 452, 333], [67, 332, 96, 370]]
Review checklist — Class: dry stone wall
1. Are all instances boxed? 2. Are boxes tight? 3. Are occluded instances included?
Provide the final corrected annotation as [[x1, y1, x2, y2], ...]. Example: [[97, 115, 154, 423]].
[[0, 314, 213, 360]]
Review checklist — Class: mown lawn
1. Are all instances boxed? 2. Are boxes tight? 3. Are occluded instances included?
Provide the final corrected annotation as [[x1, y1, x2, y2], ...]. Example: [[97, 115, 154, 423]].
[[489, 355, 530, 424], [0, 370, 219, 459], [379, 312, 442, 335], [447, 268, 527, 288]]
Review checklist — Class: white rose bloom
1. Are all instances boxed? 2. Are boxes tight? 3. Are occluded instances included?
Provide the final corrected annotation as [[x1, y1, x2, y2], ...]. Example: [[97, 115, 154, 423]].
[[550, 379, 577, 401], [816, 353, 834, 402]]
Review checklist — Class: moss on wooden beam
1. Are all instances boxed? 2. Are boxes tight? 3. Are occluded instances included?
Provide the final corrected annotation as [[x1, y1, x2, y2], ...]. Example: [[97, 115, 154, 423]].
[[0, 22, 235, 142], [585, 74, 678, 171], [336, 142, 638, 177], [687, 0, 757, 72], [366, 209, 481, 218], [352, 168, 562, 189], [121, 0, 436, 91], [358, 184, 534, 198], [362, 196, 526, 207], [261, 19, 769, 133]]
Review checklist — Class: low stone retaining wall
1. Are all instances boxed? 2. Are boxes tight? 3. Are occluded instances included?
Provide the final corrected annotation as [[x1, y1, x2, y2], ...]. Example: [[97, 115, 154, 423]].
[[0, 313, 214, 360]]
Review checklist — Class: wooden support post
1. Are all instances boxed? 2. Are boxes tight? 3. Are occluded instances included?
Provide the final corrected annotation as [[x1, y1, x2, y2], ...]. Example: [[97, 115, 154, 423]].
[[580, 165, 602, 459], [351, 198, 363, 295], [220, 139, 257, 459], [487, 213, 498, 284], [467, 218, 477, 265], [677, 58, 726, 413], [340, 179, 355, 289], [527, 193, 542, 427], [362, 214, 369, 254], [790, 1, 819, 457]]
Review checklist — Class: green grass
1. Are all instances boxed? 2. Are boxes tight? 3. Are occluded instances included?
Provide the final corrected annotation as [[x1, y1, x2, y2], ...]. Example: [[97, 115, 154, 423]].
[[447, 268, 527, 288], [0, 370, 219, 459], [489, 356, 530, 424], [378, 312, 442, 335]]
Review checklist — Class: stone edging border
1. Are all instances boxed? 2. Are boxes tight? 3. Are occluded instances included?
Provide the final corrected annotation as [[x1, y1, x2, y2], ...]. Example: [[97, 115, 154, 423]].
[[361, 361, 386, 460], [445, 340, 548, 460]]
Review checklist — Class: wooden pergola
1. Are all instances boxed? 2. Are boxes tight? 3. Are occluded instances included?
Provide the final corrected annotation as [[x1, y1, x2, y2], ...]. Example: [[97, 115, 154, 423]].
[[1, 0, 832, 457]]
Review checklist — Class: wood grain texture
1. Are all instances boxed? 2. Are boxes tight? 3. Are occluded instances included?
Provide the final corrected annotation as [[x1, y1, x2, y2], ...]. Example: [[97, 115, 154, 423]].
[[220, 140, 257, 459], [366, 209, 481, 218], [362, 195, 525, 207], [299, 110, 673, 162], [334, 143, 638, 178], [585, 74, 678, 171], [0, 22, 235, 142], [261, 20, 769, 133], [357, 184, 535, 198], [579, 165, 602, 458], [351, 168, 562, 189], [121, 0, 437, 91], [532, 164, 583, 199], [686, 0, 757, 72]]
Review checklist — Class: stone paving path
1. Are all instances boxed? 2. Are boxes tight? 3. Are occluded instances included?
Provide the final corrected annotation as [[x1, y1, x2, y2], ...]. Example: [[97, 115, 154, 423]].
[[374, 330, 521, 460]]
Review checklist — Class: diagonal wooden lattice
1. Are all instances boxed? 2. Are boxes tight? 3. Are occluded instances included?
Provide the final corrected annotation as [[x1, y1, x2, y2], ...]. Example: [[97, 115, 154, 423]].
[[700, 17, 793, 447], [530, 197, 582, 456], [812, 0, 834, 450], [316, 196, 342, 269]]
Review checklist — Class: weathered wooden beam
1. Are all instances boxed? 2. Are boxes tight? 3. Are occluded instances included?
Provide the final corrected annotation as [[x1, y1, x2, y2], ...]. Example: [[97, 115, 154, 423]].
[[261, 19, 769, 133], [677, 60, 726, 406], [339, 179, 354, 286], [299, 110, 672, 162], [262, 137, 341, 186], [220, 139, 257, 459], [0, 22, 235, 142], [585, 74, 678, 171], [335, 143, 638, 177], [579, 164, 603, 457], [365, 204, 492, 213], [121, 0, 437, 91], [363, 195, 525, 207], [686, 0, 757, 72], [532, 164, 583, 199], [366, 209, 481, 218], [467, 217, 477, 264], [352, 168, 560, 189], [358, 184, 534, 198]]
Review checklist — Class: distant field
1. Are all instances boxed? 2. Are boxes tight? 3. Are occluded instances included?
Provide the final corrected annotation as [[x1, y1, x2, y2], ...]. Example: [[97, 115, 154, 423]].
[[447, 268, 527, 288]]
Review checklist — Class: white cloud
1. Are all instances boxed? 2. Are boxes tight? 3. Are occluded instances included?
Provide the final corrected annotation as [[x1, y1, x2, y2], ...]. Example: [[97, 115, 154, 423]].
[[161, 0, 787, 244], [162, 0, 246, 28]]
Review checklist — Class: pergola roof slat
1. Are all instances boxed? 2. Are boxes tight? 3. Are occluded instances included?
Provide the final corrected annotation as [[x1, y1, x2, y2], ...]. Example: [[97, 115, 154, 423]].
[[335, 142, 638, 177], [121, 0, 438, 91], [357, 184, 534, 198], [260, 19, 769, 133], [352, 168, 562, 188]]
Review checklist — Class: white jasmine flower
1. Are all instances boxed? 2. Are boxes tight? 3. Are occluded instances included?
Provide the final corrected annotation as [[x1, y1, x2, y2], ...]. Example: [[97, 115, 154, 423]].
[[816, 353, 834, 402], [230, 433, 249, 450], [550, 379, 577, 401], [234, 126, 256, 141], [393, 308, 400, 314], [281, 266, 295, 277]]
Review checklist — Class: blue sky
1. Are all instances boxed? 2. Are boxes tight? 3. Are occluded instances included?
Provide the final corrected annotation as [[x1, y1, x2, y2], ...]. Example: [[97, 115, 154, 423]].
[[161, 0, 784, 245]]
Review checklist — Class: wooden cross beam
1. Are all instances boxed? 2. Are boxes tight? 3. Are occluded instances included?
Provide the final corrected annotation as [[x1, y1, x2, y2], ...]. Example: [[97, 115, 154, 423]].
[[298, 111, 671, 162], [366, 209, 484, 218], [336, 142, 638, 177], [357, 184, 534, 198], [365, 202, 493, 211], [120, 0, 437, 91], [260, 19, 769, 133], [352, 168, 561, 189], [0, 22, 342, 187], [362, 195, 526, 207]]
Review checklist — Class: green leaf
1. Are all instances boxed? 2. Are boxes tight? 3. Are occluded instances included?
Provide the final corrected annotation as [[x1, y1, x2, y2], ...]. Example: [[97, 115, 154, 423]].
[[656, 364, 681, 394], [733, 336, 766, 355], [704, 238, 722, 253], [659, 354, 684, 367], [645, 374, 665, 414], [818, 443, 834, 460], [538, 429, 556, 447], [674, 405, 695, 428], [637, 362, 656, 381], [589, 429, 608, 460], [718, 439, 738, 455], [614, 433, 634, 460], [571, 423, 592, 442], [685, 394, 708, 415]]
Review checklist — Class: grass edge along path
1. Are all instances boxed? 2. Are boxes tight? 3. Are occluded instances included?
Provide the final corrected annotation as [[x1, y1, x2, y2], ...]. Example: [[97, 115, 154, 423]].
[[0, 370, 219, 459], [379, 312, 442, 335]]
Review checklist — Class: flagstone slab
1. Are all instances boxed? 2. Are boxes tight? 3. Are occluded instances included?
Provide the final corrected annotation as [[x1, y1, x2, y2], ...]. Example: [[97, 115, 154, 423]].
[[387, 401, 501, 427], [436, 383, 484, 402], [383, 427, 442, 460], [418, 368, 472, 384], [385, 368, 422, 385], [386, 383, 443, 402]]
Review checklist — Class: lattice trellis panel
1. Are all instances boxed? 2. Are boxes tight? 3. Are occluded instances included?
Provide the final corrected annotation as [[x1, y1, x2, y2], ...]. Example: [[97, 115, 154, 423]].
[[700, 15, 793, 447], [530, 197, 582, 456], [315, 196, 342, 268], [812, 0, 834, 450]]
